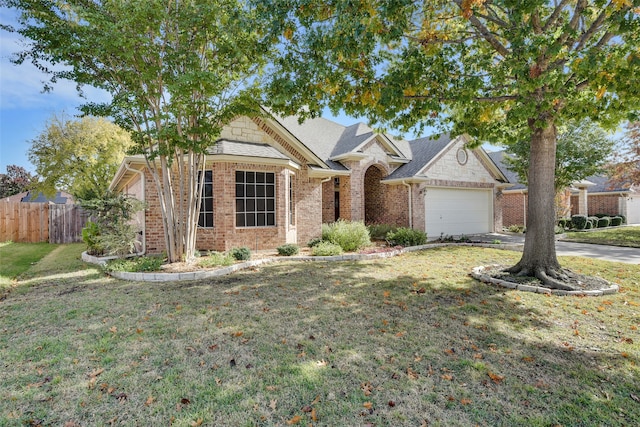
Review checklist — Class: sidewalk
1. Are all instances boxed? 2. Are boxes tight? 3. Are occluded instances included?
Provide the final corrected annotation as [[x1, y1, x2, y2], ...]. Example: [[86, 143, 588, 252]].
[[475, 233, 640, 265]]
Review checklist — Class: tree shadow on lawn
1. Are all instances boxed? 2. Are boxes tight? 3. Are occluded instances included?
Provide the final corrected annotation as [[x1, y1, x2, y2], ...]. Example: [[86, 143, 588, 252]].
[[2, 249, 638, 426]]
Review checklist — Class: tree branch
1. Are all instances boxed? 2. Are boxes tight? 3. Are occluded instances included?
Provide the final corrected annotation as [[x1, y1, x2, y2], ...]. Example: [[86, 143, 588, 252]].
[[543, 0, 571, 32], [452, 0, 510, 57]]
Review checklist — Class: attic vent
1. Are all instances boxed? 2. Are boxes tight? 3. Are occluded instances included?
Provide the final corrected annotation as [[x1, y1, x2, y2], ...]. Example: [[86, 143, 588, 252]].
[[456, 148, 468, 165]]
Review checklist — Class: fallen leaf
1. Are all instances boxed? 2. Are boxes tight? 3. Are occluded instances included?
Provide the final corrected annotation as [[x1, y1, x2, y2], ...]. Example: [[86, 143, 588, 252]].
[[388, 400, 396, 407], [361, 382, 373, 396], [630, 393, 640, 403], [488, 372, 504, 384], [441, 374, 453, 381], [460, 398, 472, 405], [181, 398, 191, 405], [473, 353, 483, 359], [521, 356, 535, 362], [266, 386, 277, 391], [447, 395, 456, 401], [407, 367, 419, 379], [363, 402, 372, 409], [311, 408, 317, 421], [383, 291, 391, 298], [109, 326, 117, 334], [112, 392, 127, 402], [145, 395, 155, 406], [233, 331, 244, 337], [269, 399, 277, 410], [88, 368, 104, 378], [190, 418, 203, 427], [302, 405, 312, 413], [311, 395, 321, 405], [285, 415, 302, 425]]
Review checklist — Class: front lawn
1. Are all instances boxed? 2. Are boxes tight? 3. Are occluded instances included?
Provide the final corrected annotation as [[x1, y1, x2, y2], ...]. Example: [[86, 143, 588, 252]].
[[1, 245, 638, 426], [563, 225, 640, 247], [0, 242, 58, 295]]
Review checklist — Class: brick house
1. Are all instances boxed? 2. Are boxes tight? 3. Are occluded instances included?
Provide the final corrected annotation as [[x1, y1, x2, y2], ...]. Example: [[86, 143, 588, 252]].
[[488, 150, 640, 227], [110, 109, 508, 254]]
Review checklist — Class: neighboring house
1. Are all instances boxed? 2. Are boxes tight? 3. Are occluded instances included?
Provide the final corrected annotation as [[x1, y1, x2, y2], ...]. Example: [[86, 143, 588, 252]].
[[110, 108, 508, 254], [0, 190, 74, 204], [488, 150, 640, 226]]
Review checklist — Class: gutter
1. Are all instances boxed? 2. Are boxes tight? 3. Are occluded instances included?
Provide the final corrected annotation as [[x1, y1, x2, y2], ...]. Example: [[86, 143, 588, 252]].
[[123, 162, 146, 256], [402, 180, 413, 229]]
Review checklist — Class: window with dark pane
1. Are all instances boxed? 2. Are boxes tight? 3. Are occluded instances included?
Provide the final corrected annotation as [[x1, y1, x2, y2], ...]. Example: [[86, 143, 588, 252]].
[[198, 170, 214, 228], [235, 171, 276, 227]]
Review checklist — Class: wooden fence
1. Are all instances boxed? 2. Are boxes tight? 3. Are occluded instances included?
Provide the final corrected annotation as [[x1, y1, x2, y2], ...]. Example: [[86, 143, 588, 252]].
[[0, 201, 90, 244]]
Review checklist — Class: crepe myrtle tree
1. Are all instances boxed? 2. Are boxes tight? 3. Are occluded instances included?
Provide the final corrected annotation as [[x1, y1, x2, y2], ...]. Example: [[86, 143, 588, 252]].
[[607, 121, 640, 187], [259, 0, 640, 289], [4, 0, 272, 262]]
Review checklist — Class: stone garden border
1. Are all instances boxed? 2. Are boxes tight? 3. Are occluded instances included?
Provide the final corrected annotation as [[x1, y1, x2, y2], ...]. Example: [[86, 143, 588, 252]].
[[83, 242, 619, 295]]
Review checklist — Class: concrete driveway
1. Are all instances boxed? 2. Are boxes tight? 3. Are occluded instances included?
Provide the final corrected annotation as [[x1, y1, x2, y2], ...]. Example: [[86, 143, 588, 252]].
[[476, 233, 640, 265]]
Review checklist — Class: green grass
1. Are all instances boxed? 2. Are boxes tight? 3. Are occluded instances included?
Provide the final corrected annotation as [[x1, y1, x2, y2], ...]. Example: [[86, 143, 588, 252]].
[[0, 242, 57, 295], [1, 245, 638, 426], [563, 225, 640, 247]]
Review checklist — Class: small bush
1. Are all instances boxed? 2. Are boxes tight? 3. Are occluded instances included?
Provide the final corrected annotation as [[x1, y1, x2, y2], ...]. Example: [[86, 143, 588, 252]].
[[610, 216, 623, 226], [322, 220, 371, 252], [230, 247, 251, 261], [571, 215, 588, 230], [104, 256, 164, 273], [554, 225, 565, 234], [386, 227, 427, 246], [588, 216, 599, 229], [367, 223, 398, 240], [277, 244, 300, 256], [198, 251, 234, 268], [506, 224, 525, 233], [311, 241, 343, 256], [82, 221, 104, 256], [557, 218, 570, 229], [585, 220, 593, 229], [597, 217, 611, 228], [620, 215, 627, 224], [307, 237, 323, 248]]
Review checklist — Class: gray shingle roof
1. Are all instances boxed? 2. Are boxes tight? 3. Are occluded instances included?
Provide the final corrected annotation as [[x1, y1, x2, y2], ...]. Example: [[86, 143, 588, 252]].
[[577, 174, 630, 193], [386, 134, 453, 180], [20, 191, 69, 204], [486, 151, 527, 190], [207, 139, 291, 160]]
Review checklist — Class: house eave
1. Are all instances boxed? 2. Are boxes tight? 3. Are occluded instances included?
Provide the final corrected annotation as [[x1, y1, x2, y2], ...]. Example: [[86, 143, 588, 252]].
[[382, 176, 429, 185], [329, 152, 368, 162], [207, 154, 300, 170], [307, 166, 351, 178]]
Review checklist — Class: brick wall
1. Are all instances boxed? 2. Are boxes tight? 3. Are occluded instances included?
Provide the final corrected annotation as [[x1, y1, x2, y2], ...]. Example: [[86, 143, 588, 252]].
[[502, 192, 527, 227], [570, 194, 622, 216]]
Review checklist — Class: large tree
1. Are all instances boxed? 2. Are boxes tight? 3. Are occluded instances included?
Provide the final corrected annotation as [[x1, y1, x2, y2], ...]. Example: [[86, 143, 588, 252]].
[[5, 0, 271, 262], [504, 120, 615, 190], [260, 0, 640, 289], [0, 165, 34, 198], [29, 115, 132, 201]]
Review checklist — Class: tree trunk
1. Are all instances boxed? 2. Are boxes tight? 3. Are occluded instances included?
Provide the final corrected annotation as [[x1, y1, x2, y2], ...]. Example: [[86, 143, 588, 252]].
[[505, 121, 576, 290]]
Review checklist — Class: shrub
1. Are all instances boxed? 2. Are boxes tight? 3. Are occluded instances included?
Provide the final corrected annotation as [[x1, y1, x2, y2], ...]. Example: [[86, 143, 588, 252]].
[[506, 224, 525, 233], [82, 221, 104, 256], [367, 223, 398, 240], [585, 220, 593, 229], [80, 192, 145, 256], [307, 237, 323, 248], [230, 247, 251, 261], [571, 215, 588, 230], [198, 251, 234, 268], [322, 220, 371, 252], [588, 216, 599, 228], [555, 225, 565, 234], [619, 215, 627, 224], [610, 216, 623, 226], [104, 256, 164, 273], [557, 218, 571, 229], [277, 244, 300, 256], [386, 227, 427, 246], [597, 216, 611, 228], [311, 241, 343, 256]]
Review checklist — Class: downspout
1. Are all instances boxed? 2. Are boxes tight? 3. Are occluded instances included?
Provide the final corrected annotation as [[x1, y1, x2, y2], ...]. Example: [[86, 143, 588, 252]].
[[402, 181, 412, 229], [123, 162, 146, 255]]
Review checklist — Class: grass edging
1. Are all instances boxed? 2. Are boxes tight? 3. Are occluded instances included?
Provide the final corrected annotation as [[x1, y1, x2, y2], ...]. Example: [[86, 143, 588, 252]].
[[83, 242, 518, 283]]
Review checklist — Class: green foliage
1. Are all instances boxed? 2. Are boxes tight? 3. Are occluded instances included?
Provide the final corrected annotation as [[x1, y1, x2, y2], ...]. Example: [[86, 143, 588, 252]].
[[385, 227, 427, 247], [230, 247, 251, 261], [367, 223, 398, 240], [507, 224, 526, 233], [597, 217, 611, 228], [80, 192, 144, 256], [311, 241, 343, 256], [197, 252, 234, 268], [28, 115, 132, 200], [307, 237, 323, 248], [504, 121, 615, 190], [276, 244, 300, 256], [81, 221, 104, 256], [321, 220, 371, 252], [571, 215, 588, 230], [104, 256, 164, 273], [610, 216, 623, 227]]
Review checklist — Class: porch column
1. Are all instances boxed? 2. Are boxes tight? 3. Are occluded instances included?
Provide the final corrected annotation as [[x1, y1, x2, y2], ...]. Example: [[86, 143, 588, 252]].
[[574, 180, 595, 216]]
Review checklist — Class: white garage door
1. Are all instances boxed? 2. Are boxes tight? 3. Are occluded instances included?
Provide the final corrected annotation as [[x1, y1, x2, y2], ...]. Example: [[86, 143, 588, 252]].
[[627, 195, 640, 224], [424, 188, 493, 239]]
